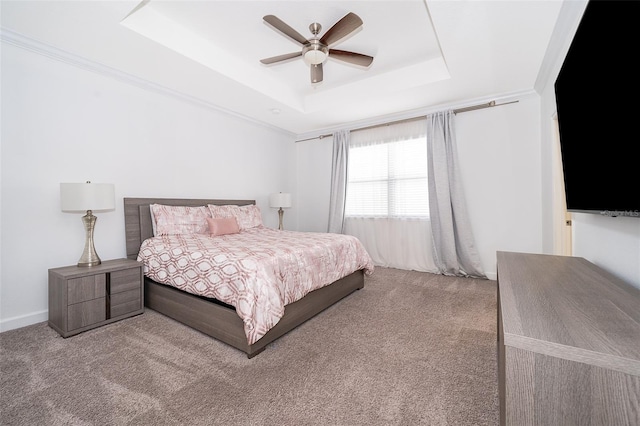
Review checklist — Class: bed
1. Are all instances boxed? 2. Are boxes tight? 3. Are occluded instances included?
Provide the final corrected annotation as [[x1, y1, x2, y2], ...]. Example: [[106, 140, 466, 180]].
[[124, 197, 374, 358]]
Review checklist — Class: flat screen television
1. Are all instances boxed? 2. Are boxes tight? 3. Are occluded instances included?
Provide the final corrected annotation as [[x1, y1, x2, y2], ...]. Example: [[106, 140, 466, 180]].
[[554, 0, 639, 218]]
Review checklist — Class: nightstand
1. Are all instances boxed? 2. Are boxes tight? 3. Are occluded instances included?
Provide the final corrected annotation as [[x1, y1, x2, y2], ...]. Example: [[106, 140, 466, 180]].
[[48, 258, 144, 337]]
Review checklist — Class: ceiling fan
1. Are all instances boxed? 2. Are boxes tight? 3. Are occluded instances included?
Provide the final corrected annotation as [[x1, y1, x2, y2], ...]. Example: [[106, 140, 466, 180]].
[[259, 12, 374, 84]]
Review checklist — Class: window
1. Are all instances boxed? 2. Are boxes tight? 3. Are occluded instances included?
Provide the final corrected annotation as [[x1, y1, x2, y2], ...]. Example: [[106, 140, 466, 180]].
[[345, 120, 429, 218]]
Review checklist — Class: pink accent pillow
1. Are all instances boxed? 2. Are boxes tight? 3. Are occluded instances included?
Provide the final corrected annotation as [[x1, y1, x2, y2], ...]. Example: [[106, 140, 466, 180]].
[[150, 204, 210, 236], [207, 217, 240, 236], [208, 204, 263, 230]]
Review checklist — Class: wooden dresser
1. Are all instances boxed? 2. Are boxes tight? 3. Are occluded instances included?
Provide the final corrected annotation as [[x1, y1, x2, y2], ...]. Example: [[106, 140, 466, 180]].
[[496, 251, 640, 425]]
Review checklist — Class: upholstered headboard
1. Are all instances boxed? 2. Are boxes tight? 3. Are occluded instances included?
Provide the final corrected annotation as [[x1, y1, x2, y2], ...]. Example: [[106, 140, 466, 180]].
[[123, 197, 255, 260]]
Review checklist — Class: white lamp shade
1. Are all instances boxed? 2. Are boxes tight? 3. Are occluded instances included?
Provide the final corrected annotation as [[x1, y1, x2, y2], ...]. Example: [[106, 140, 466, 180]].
[[60, 182, 115, 212], [269, 192, 292, 209]]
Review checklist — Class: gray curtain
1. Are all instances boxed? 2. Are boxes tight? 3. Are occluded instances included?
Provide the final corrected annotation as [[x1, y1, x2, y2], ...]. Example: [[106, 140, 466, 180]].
[[327, 130, 350, 234], [427, 111, 486, 278]]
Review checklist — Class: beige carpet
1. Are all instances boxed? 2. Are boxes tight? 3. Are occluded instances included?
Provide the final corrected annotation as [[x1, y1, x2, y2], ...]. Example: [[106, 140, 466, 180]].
[[0, 267, 498, 425]]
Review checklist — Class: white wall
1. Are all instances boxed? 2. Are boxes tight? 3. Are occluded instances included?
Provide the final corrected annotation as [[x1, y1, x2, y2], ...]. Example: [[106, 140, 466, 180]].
[[295, 137, 334, 232], [296, 96, 544, 280], [1, 43, 296, 331], [571, 214, 640, 286], [537, 1, 640, 288], [456, 95, 543, 278]]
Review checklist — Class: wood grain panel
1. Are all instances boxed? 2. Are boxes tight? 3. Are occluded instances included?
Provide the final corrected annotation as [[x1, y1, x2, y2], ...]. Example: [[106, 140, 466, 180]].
[[67, 274, 106, 304], [497, 251, 640, 375], [111, 288, 139, 306], [506, 346, 640, 425], [111, 298, 141, 318], [497, 251, 640, 425], [48, 271, 67, 335], [68, 298, 106, 331], [111, 268, 142, 293], [145, 270, 364, 358]]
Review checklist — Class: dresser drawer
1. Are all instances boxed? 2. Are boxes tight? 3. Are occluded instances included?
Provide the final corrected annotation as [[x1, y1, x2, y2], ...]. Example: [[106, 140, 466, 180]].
[[111, 267, 141, 293], [68, 274, 106, 304], [68, 298, 106, 331]]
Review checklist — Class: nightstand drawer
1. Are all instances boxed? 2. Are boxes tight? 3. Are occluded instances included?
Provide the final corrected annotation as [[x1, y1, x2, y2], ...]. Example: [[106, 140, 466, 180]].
[[111, 298, 141, 318], [111, 288, 140, 306], [111, 288, 141, 318], [111, 268, 141, 293], [68, 298, 106, 330], [68, 274, 106, 304]]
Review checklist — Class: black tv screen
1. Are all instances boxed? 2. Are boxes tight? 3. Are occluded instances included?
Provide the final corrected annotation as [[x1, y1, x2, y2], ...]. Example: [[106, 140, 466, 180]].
[[554, 0, 639, 218]]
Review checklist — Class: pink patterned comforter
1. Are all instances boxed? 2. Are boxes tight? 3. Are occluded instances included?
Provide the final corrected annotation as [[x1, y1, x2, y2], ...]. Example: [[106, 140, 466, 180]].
[[137, 227, 374, 345]]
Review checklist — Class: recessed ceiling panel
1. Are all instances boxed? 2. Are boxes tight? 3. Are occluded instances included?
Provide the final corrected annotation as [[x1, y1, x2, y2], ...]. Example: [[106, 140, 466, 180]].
[[121, 0, 448, 113]]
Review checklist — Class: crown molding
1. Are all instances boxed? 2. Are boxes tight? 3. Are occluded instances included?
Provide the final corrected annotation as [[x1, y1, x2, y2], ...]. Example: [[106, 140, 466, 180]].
[[534, 0, 588, 95], [0, 28, 296, 139]]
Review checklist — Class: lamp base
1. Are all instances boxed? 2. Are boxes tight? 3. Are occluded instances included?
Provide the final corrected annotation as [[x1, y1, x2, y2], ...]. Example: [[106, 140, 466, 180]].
[[278, 208, 285, 230], [78, 210, 102, 267]]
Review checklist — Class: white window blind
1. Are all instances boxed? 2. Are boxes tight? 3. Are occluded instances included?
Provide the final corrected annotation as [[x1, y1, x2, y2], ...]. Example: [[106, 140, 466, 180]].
[[345, 119, 429, 218]]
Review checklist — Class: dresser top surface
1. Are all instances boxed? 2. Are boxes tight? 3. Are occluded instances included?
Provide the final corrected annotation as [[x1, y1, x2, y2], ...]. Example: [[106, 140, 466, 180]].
[[497, 251, 640, 374]]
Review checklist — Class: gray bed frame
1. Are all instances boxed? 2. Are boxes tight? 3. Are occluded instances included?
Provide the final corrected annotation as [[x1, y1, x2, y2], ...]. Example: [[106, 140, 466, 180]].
[[123, 197, 364, 358]]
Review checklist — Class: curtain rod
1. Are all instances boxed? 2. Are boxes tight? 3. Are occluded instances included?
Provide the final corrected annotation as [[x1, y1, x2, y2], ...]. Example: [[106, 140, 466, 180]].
[[295, 99, 518, 143]]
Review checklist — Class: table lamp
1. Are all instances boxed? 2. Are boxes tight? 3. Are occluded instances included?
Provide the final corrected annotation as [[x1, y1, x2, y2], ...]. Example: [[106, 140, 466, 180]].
[[269, 192, 292, 230], [60, 181, 115, 267]]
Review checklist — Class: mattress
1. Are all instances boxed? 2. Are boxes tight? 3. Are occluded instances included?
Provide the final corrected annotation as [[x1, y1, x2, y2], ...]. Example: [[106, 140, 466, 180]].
[[137, 226, 374, 344]]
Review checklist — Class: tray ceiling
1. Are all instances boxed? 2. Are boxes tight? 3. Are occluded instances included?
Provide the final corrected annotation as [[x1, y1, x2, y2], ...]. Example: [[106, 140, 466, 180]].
[[1, 0, 565, 136]]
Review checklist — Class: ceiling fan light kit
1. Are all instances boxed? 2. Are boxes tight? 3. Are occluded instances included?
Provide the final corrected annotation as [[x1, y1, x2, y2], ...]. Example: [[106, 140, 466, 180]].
[[303, 41, 329, 65], [260, 12, 374, 84]]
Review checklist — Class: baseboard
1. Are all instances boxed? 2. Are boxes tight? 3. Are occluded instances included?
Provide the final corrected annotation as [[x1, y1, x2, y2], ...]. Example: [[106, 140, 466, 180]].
[[0, 310, 48, 333], [485, 271, 497, 281]]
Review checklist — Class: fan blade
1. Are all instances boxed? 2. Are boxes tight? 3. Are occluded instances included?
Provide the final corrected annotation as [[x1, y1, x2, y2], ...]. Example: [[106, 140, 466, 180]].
[[260, 52, 302, 65], [329, 49, 373, 67], [320, 12, 363, 46], [310, 63, 323, 84], [263, 15, 308, 45]]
